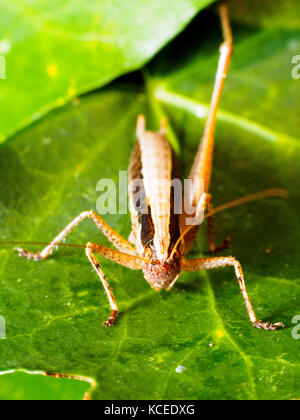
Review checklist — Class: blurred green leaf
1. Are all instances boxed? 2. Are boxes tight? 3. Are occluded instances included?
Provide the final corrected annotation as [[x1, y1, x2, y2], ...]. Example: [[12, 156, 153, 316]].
[[0, 6, 299, 401], [0, 0, 215, 144], [0, 372, 90, 400], [228, 0, 300, 29]]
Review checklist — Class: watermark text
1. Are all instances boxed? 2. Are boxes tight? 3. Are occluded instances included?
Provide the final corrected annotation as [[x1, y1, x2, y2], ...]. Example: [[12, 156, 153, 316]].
[[0, 316, 6, 340], [292, 315, 300, 340], [96, 172, 205, 226], [0, 55, 6, 79], [292, 55, 300, 80]]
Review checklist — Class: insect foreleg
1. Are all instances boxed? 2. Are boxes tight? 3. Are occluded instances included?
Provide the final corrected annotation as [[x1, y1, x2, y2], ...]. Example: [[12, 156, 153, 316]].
[[15, 211, 136, 261], [205, 194, 232, 253], [86, 243, 142, 326], [183, 256, 285, 331], [183, 193, 231, 255], [86, 245, 118, 327], [86, 243, 143, 270]]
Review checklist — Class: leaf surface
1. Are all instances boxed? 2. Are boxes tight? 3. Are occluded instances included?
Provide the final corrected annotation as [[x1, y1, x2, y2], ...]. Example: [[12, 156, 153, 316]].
[[0, 8, 299, 400]]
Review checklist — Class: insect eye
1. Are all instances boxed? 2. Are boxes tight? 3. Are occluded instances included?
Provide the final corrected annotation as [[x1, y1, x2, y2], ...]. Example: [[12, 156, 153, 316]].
[[144, 247, 153, 260], [172, 248, 181, 259]]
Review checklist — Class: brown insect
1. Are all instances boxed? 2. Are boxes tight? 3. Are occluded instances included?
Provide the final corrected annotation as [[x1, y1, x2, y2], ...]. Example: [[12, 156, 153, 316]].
[[14, 3, 285, 330]]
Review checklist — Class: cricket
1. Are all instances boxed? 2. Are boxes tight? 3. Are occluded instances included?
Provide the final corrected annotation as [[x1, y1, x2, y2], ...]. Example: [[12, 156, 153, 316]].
[[13, 2, 286, 331]]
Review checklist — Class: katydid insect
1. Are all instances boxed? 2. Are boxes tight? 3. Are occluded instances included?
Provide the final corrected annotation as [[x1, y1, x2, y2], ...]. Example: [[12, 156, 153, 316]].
[[13, 3, 285, 330]]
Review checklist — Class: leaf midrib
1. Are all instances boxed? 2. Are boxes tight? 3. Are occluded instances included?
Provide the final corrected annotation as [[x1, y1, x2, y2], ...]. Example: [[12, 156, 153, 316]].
[[152, 85, 300, 145]]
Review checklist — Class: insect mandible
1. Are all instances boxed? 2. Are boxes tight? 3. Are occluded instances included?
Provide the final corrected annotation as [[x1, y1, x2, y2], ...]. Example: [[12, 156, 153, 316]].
[[15, 2, 285, 331]]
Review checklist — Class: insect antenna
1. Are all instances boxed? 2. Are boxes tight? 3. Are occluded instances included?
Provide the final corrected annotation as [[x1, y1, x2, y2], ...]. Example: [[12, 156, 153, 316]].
[[0, 241, 152, 264], [170, 188, 288, 259], [0, 241, 87, 250], [0, 189, 288, 262], [210, 188, 288, 218]]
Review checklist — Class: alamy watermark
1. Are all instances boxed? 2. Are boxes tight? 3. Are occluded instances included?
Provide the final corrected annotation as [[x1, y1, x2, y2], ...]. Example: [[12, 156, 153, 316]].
[[0, 55, 6, 79], [291, 55, 300, 80], [96, 172, 205, 226], [292, 315, 300, 340], [0, 316, 6, 340]]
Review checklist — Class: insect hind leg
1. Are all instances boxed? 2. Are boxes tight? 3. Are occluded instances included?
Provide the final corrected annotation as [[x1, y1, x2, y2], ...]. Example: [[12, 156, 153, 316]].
[[188, 2, 234, 202]]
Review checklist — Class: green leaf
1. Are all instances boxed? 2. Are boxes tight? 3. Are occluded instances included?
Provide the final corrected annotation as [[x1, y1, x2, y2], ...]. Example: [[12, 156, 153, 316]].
[[0, 0, 216, 144], [149, 10, 300, 141], [0, 9, 299, 400]]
